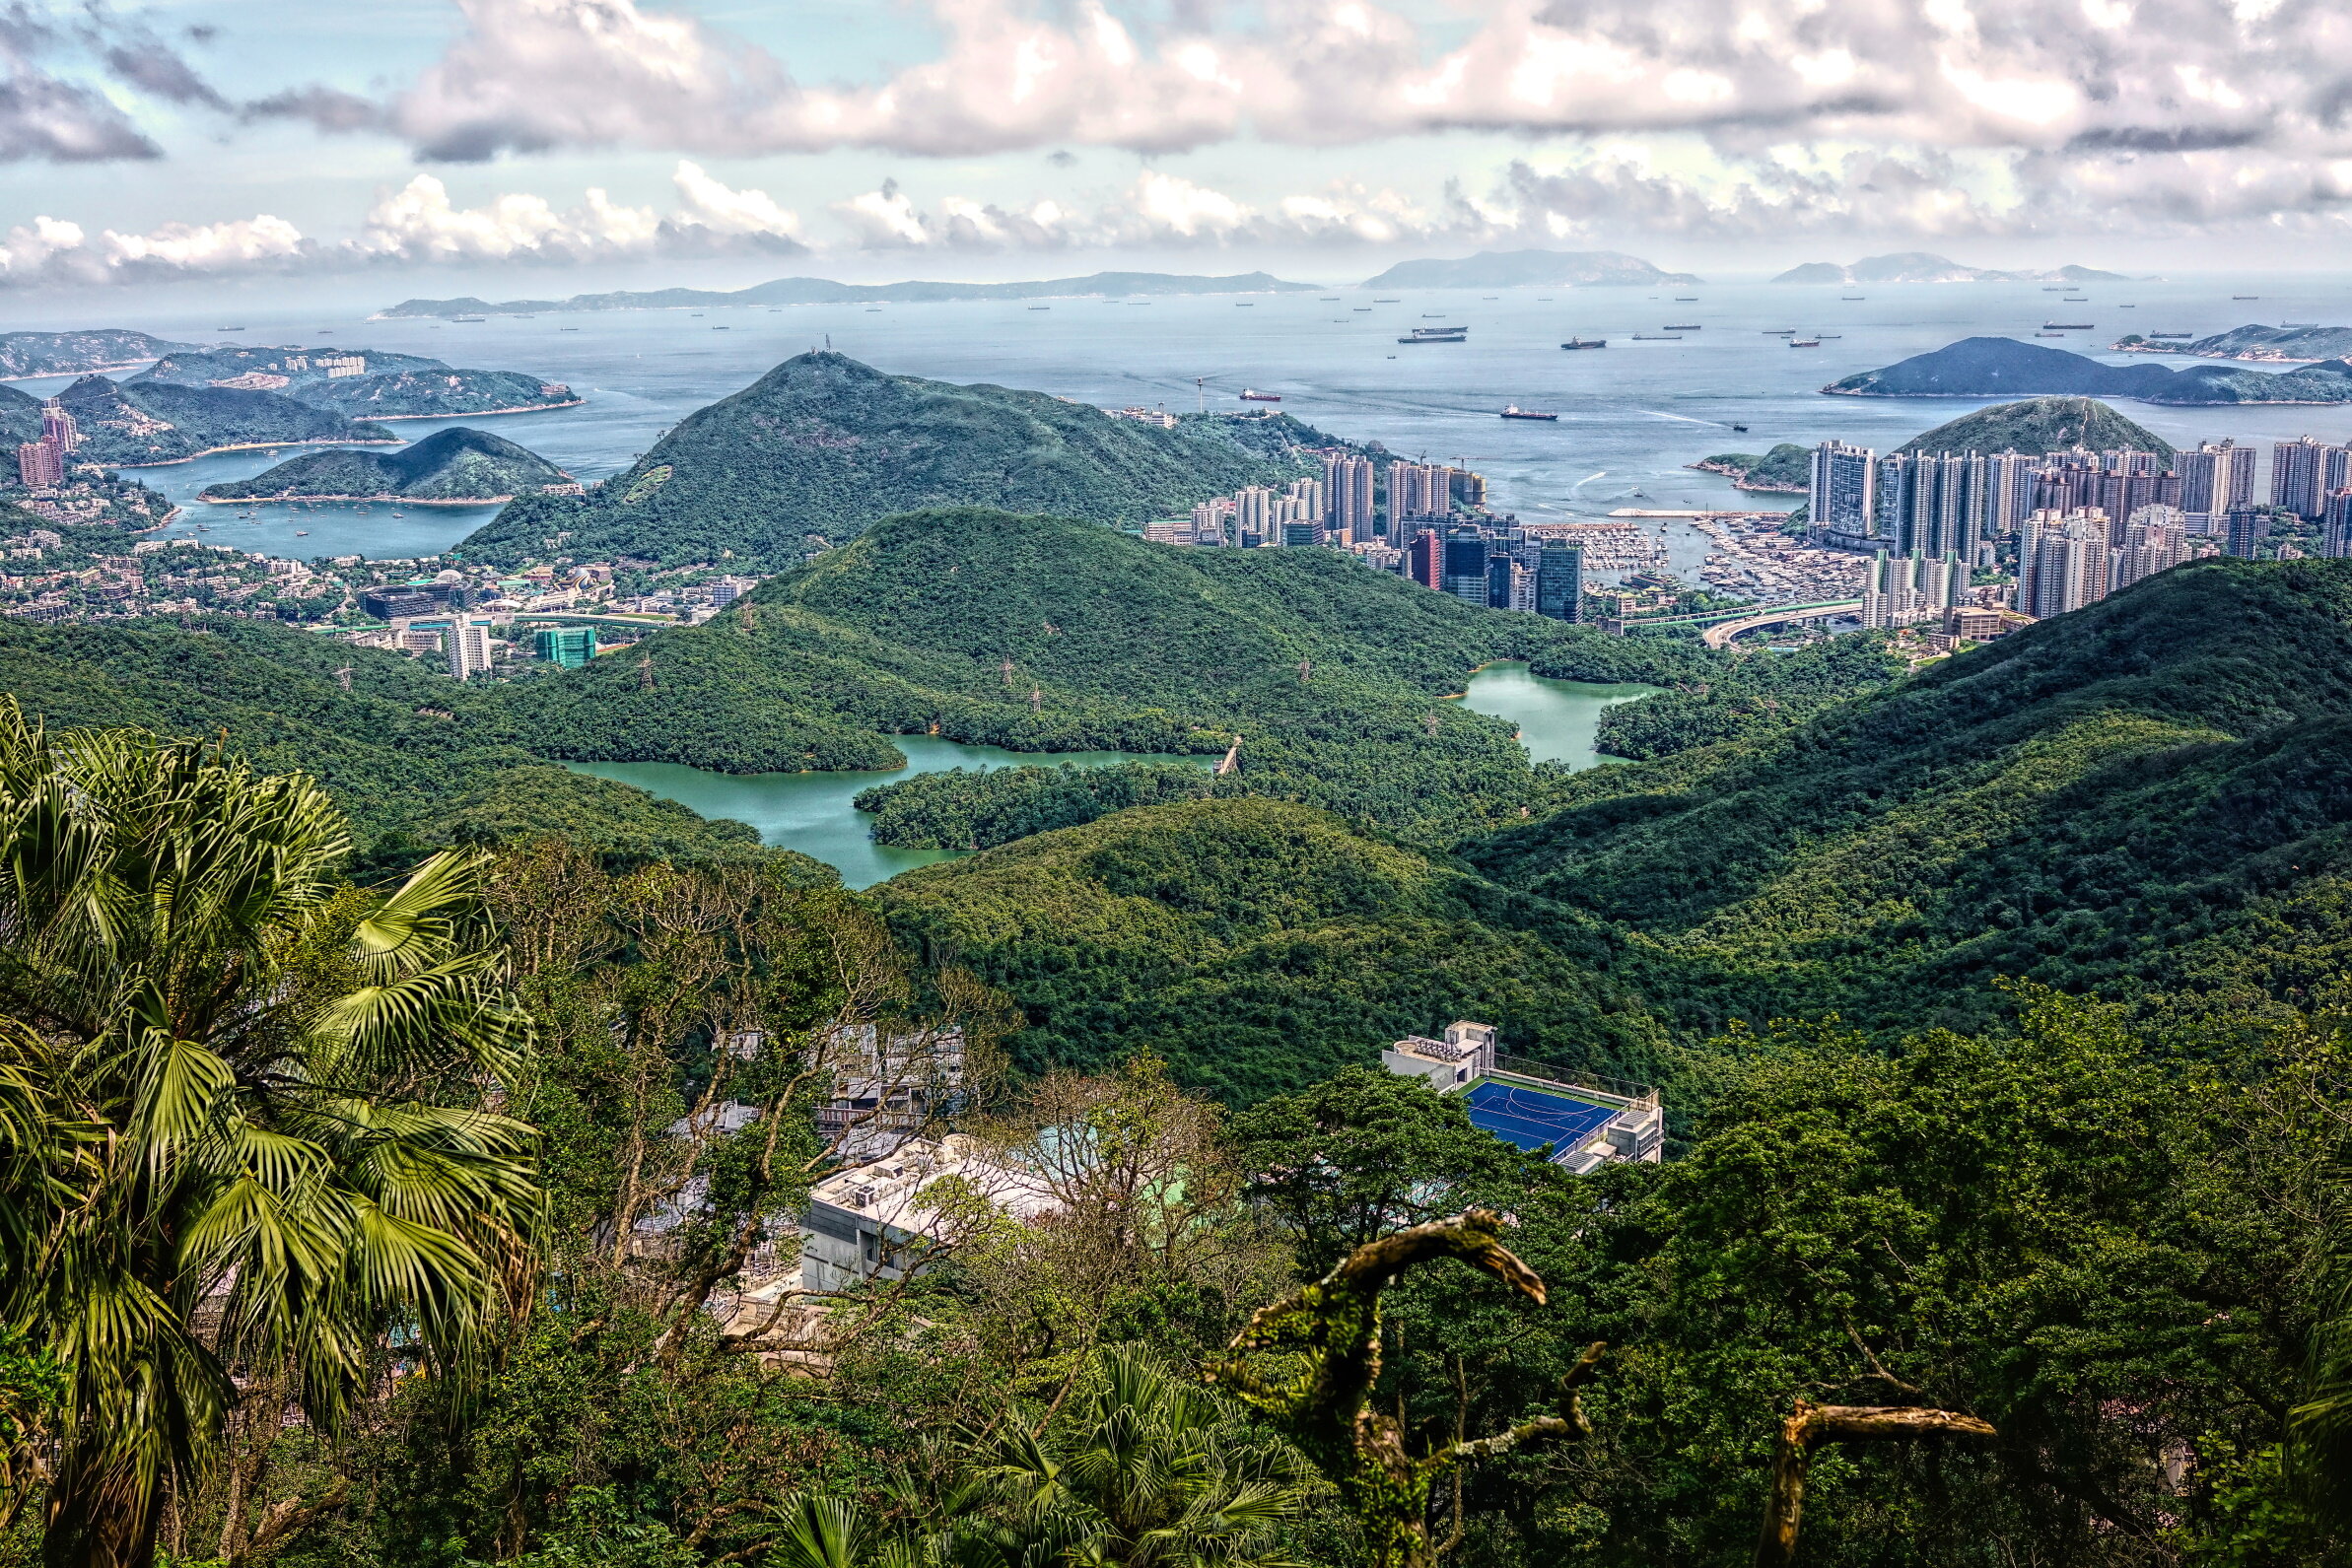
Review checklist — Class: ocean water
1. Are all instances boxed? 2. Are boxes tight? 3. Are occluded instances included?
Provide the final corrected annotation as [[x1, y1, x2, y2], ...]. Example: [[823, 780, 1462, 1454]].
[[28, 271, 2352, 568]]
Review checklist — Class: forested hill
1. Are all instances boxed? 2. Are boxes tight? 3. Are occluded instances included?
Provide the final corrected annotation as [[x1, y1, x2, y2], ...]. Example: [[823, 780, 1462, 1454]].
[[498, 506, 1559, 834], [199, 426, 575, 503], [1466, 556, 2352, 1033], [0, 618, 799, 873], [460, 352, 1334, 568], [1896, 395, 2170, 456], [0, 375, 398, 466]]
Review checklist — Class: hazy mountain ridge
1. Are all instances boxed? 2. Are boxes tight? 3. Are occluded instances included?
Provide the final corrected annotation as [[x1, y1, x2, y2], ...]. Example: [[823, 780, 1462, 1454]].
[[0, 329, 201, 379], [1774, 253, 2130, 284], [376, 271, 1320, 317], [1357, 248, 1701, 288]]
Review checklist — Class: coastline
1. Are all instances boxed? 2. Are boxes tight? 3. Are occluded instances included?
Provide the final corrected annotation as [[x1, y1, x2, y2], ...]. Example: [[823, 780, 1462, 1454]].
[[359, 398, 587, 421], [198, 492, 525, 506], [110, 436, 402, 468], [0, 359, 166, 382]]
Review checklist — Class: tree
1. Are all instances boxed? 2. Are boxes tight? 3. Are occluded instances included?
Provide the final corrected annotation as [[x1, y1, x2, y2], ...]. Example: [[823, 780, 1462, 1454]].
[[948, 1343, 1314, 1568], [0, 702, 540, 1568], [1211, 1209, 1601, 1568]]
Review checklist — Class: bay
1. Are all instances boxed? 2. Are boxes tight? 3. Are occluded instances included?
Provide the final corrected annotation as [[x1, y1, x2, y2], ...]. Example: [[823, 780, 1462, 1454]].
[[564, 738, 1210, 889], [1453, 662, 1656, 768], [50, 270, 2352, 572]]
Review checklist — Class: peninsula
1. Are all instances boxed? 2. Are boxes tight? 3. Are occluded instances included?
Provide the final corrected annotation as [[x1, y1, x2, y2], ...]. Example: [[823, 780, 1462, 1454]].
[[1826, 335, 2352, 405]]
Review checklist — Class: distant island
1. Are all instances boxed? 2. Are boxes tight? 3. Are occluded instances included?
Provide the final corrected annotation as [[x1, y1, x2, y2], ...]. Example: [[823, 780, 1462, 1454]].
[[198, 427, 578, 505], [129, 346, 580, 420], [2115, 323, 2352, 363], [1, 375, 397, 467], [0, 329, 201, 379], [463, 350, 1356, 568], [1357, 249, 1700, 289], [1772, 253, 2130, 285], [1825, 335, 2352, 405], [377, 271, 1319, 318]]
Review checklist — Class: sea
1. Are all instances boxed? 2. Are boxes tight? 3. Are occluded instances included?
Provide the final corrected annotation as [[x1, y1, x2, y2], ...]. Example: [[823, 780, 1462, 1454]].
[[17, 271, 2352, 576]]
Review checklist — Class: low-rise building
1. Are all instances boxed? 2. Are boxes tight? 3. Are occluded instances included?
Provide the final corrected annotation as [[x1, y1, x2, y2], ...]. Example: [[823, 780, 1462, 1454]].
[[800, 1135, 1060, 1293], [1382, 1020, 1664, 1173]]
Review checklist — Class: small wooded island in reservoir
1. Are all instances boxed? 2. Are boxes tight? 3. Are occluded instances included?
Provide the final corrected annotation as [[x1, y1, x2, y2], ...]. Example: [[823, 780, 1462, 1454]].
[[197, 427, 579, 505]]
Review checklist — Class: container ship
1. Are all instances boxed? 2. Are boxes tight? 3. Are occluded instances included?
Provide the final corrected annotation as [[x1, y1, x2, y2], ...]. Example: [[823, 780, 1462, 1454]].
[[1239, 389, 1281, 402], [1499, 405, 1558, 421], [1559, 337, 1607, 349], [2043, 322, 2094, 330], [1662, 323, 1701, 331]]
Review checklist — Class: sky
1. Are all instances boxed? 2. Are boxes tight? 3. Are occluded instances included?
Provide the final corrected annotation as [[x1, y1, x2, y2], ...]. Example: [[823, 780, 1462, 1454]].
[[4, 0, 2351, 300]]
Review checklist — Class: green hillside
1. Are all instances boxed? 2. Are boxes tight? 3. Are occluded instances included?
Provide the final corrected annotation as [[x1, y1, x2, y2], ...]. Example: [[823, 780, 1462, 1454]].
[[0, 375, 398, 466], [0, 618, 802, 874], [501, 506, 1564, 834], [460, 352, 1336, 568], [1691, 442, 1809, 491], [874, 797, 1666, 1102], [199, 427, 574, 503], [1466, 556, 2352, 1031], [130, 345, 577, 420], [1894, 394, 2172, 455]]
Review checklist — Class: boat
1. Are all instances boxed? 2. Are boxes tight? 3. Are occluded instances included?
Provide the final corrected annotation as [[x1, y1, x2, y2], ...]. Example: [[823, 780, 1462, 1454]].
[[1500, 405, 1558, 421], [1374, 298, 1400, 303], [2043, 286, 2068, 291], [1630, 333, 1683, 341], [516, 314, 534, 319], [711, 325, 728, 330], [1816, 334, 1842, 339], [561, 326, 580, 331], [865, 307, 881, 312], [1239, 389, 1281, 402], [1482, 296, 1498, 301], [2043, 322, 2094, 330], [1234, 302, 1254, 307], [690, 312, 704, 316], [2063, 296, 2090, 302], [1675, 297, 1699, 302], [2285, 321, 2319, 328], [1840, 296, 1866, 302], [1789, 338, 1822, 348], [1731, 423, 1749, 432], [1559, 338, 1607, 350], [1421, 312, 1450, 317], [1320, 297, 1340, 302], [2116, 304, 2136, 308], [2235, 295, 2258, 300], [1352, 307, 1371, 312], [450, 315, 485, 322], [1764, 328, 1798, 336], [1399, 333, 1465, 343], [1662, 323, 1701, 331], [2035, 331, 2070, 338], [294, 530, 308, 537], [2150, 331, 2194, 338], [1028, 306, 1050, 310], [217, 325, 245, 331]]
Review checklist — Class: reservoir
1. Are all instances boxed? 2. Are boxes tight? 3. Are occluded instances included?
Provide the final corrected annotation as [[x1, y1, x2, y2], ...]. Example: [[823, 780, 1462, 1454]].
[[571, 663, 1650, 889], [566, 737, 1208, 889], [1453, 662, 1657, 767]]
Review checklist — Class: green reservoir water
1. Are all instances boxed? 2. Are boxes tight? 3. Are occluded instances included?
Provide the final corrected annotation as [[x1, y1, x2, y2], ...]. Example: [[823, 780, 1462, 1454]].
[[570, 663, 1649, 888], [1453, 662, 1658, 767], [566, 738, 1209, 889]]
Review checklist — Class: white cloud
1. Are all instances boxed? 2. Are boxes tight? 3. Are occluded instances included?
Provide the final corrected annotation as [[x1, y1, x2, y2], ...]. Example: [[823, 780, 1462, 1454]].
[[0, 212, 310, 284]]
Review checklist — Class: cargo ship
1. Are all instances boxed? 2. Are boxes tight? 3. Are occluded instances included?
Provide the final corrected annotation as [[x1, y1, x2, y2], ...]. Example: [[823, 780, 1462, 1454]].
[[1789, 338, 1822, 348], [1239, 389, 1281, 402], [1630, 333, 1683, 341], [1662, 323, 1701, 331], [1500, 405, 1558, 421], [2042, 322, 2094, 330], [1399, 326, 1467, 343], [1559, 337, 1607, 349]]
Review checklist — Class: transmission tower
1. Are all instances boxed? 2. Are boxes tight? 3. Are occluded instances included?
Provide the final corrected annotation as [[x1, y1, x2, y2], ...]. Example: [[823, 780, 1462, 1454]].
[[1297, 658, 1312, 685], [639, 652, 657, 692], [1001, 657, 1015, 689], [1029, 685, 1041, 714], [1423, 711, 1440, 738], [332, 665, 353, 692]]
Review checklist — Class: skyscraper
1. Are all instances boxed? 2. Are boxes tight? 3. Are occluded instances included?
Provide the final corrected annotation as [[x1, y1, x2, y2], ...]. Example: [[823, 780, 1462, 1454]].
[[1892, 452, 1985, 561], [1986, 451, 2037, 536], [1407, 531, 1443, 590], [2178, 440, 2256, 524], [16, 439, 62, 489], [2327, 490, 2352, 560], [2271, 437, 2341, 520], [2225, 506, 2269, 559], [447, 618, 495, 681], [533, 626, 598, 669], [1323, 454, 1374, 541], [1535, 544, 1583, 622], [2019, 511, 2112, 618], [1808, 442, 1876, 534], [1235, 486, 1275, 544], [2112, 508, 2190, 589], [1441, 534, 1489, 605], [38, 401, 78, 451]]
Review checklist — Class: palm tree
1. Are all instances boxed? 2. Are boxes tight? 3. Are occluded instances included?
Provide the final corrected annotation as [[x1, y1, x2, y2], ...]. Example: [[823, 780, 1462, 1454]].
[[0, 702, 540, 1568], [948, 1345, 1313, 1568]]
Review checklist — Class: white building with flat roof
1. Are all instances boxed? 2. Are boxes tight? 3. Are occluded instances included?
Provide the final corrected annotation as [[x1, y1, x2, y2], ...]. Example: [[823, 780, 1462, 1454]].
[[799, 1134, 1060, 1294]]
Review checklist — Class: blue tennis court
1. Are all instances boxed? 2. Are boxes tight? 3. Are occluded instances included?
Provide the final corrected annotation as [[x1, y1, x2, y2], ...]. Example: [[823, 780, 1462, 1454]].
[[1465, 1080, 1619, 1159]]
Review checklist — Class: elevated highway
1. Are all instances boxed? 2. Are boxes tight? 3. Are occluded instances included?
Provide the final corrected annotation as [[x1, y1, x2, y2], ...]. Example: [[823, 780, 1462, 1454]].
[[1699, 599, 1864, 648]]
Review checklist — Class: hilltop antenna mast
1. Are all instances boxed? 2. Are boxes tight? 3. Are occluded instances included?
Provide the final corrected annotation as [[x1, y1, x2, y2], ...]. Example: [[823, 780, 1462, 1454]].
[[1196, 377, 1206, 414]]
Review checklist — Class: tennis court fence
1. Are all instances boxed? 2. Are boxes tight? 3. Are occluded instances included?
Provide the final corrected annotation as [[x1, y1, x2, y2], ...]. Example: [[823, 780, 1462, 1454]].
[[1490, 1054, 1659, 1112]]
